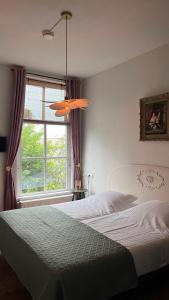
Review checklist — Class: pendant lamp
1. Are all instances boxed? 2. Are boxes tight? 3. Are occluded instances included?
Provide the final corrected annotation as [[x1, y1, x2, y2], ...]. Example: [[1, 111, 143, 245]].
[[42, 11, 90, 117]]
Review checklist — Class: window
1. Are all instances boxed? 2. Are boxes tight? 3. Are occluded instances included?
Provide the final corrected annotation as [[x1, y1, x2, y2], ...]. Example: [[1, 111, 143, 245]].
[[17, 78, 71, 198]]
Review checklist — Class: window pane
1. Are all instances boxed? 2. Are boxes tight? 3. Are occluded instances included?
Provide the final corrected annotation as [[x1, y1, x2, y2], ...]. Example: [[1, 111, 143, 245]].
[[45, 87, 65, 122], [21, 159, 44, 194], [46, 158, 67, 191], [21, 123, 44, 158], [46, 125, 67, 157], [18, 79, 70, 197], [24, 85, 42, 120]]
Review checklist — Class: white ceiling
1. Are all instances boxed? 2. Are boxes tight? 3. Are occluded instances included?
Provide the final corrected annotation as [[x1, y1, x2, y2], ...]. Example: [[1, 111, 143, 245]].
[[1, 0, 169, 78]]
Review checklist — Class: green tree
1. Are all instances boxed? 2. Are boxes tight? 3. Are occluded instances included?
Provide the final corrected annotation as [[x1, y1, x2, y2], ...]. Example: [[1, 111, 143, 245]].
[[21, 123, 67, 194]]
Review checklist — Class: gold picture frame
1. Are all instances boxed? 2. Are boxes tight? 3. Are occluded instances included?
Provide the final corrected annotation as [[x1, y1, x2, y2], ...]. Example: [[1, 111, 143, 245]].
[[140, 92, 169, 140]]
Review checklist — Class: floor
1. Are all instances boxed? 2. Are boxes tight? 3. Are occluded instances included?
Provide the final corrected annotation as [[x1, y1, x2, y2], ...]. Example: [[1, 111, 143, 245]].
[[0, 256, 31, 300], [113, 266, 169, 300], [1, 255, 169, 300]]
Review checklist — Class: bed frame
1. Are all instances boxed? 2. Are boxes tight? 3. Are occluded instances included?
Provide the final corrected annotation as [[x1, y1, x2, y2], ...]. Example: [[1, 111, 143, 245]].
[[110, 164, 169, 202]]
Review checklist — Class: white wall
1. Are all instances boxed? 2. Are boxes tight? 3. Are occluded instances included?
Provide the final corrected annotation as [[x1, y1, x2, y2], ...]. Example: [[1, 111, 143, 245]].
[[0, 65, 12, 210], [82, 44, 169, 194]]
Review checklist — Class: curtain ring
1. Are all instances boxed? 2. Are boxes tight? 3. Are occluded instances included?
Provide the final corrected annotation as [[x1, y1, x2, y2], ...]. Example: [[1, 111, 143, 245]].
[[6, 166, 11, 172]]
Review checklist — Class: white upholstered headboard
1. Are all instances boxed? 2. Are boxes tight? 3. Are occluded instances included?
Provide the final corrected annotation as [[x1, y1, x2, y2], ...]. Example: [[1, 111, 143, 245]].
[[110, 164, 169, 202]]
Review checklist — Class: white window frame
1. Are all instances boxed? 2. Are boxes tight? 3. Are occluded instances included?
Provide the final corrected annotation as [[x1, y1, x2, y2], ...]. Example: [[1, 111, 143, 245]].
[[16, 77, 72, 200]]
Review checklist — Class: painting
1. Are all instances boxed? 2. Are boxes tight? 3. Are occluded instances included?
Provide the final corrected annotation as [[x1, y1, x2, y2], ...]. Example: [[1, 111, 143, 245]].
[[140, 93, 169, 140]]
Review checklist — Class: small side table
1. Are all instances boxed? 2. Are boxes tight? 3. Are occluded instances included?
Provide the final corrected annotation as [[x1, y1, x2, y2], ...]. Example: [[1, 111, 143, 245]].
[[71, 188, 88, 201]]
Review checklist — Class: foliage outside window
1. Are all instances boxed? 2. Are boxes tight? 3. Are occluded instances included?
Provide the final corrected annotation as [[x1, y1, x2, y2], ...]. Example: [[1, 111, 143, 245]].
[[18, 78, 71, 197]]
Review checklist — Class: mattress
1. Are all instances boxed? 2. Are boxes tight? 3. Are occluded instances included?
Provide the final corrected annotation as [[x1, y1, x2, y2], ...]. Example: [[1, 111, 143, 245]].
[[52, 200, 169, 276]]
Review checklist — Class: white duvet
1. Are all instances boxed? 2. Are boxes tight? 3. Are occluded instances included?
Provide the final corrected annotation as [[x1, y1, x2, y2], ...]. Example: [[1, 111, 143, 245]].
[[52, 198, 169, 276]]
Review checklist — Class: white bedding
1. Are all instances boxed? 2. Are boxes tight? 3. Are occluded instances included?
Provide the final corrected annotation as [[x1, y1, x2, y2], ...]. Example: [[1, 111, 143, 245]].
[[51, 191, 136, 220], [52, 199, 169, 277]]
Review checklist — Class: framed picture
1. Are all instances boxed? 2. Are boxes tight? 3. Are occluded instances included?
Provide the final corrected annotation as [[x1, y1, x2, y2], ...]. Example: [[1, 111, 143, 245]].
[[140, 92, 169, 140]]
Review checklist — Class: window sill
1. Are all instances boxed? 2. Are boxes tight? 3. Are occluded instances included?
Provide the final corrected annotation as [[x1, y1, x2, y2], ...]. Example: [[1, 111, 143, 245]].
[[17, 190, 72, 201], [17, 193, 72, 208]]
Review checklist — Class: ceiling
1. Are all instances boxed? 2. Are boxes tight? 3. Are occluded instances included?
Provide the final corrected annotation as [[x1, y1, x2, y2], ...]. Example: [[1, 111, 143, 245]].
[[1, 0, 169, 78]]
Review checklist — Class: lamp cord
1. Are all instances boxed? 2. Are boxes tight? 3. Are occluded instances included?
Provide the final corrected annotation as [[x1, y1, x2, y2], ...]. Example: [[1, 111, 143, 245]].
[[65, 15, 68, 99], [44, 11, 72, 101]]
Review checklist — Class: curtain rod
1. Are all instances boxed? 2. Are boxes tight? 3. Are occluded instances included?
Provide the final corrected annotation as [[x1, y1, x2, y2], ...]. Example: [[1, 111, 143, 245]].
[[26, 72, 65, 82]]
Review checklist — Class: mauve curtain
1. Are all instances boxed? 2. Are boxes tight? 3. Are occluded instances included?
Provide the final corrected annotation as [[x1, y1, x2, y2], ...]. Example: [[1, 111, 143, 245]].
[[68, 79, 82, 192], [4, 66, 26, 210]]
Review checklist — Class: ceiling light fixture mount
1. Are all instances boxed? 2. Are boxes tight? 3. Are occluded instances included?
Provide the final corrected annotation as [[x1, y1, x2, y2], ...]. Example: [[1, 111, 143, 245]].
[[42, 29, 54, 40], [42, 11, 90, 117], [61, 11, 72, 20]]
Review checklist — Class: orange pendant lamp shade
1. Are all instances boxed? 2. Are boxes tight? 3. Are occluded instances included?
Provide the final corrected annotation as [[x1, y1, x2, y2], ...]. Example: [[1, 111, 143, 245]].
[[55, 107, 71, 117], [49, 99, 90, 111]]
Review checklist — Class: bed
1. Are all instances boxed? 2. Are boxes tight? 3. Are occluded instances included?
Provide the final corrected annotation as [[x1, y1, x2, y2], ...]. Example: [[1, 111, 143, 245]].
[[0, 164, 169, 300]]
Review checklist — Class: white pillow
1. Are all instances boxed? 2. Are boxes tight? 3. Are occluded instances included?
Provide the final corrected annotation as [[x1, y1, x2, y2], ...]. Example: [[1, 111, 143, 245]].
[[127, 200, 169, 228], [52, 191, 136, 220]]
